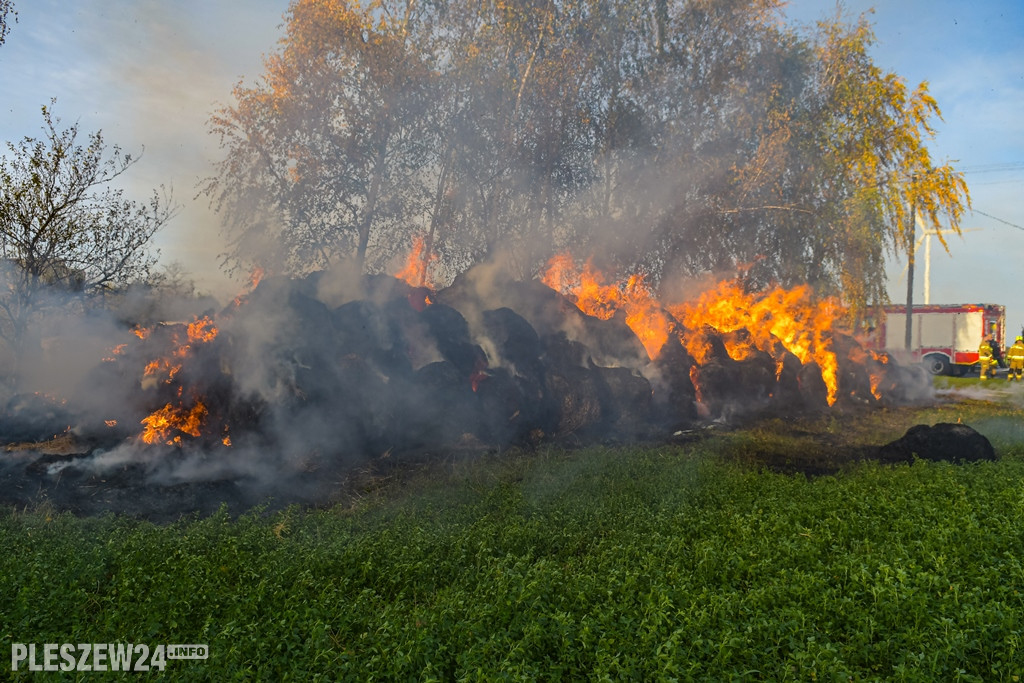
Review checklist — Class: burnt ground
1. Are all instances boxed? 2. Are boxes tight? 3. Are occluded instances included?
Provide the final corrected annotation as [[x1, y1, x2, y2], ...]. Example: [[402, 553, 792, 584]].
[[0, 394, 1006, 523]]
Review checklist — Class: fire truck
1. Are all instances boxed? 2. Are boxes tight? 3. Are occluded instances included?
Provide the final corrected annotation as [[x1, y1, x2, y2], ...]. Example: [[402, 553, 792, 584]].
[[869, 303, 1006, 376]]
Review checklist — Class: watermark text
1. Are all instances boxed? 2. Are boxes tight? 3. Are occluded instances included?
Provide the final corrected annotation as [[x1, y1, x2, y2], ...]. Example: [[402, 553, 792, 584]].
[[11, 643, 208, 672]]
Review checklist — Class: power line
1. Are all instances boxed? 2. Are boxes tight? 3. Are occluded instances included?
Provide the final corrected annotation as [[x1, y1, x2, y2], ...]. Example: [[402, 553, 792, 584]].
[[960, 163, 1024, 174], [972, 208, 1024, 232], [967, 178, 1024, 187]]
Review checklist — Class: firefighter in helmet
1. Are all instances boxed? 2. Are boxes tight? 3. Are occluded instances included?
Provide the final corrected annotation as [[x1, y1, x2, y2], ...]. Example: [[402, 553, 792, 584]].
[[979, 335, 997, 380], [1006, 335, 1024, 381]]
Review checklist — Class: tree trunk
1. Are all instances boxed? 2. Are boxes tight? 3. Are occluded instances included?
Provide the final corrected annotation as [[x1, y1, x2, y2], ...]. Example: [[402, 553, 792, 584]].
[[356, 136, 390, 272]]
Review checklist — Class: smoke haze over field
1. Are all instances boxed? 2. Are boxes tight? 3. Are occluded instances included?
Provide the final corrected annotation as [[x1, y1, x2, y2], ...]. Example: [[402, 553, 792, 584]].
[[0, 0, 1015, 475], [0, 0, 285, 301], [0, 0, 1021, 329], [0, 249, 934, 511]]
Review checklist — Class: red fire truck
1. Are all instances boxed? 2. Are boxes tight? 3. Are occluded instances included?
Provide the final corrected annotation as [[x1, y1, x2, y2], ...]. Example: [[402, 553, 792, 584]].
[[869, 303, 1006, 376]]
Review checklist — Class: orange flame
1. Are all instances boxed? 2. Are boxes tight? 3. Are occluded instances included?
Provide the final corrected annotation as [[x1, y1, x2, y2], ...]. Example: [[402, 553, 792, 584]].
[[248, 266, 265, 290], [395, 236, 436, 288], [140, 400, 208, 446], [670, 281, 843, 405], [541, 255, 673, 360], [540, 252, 845, 406], [136, 315, 221, 444], [187, 316, 218, 344], [140, 316, 218, 385], [848, 345, 888, 401], [102, 343, 128, 362], [230, 266, 266, 308]]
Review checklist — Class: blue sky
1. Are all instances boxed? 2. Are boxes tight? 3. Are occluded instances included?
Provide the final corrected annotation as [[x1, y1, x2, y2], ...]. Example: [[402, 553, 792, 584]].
[[1, 0, 1022, 336], [0, 0, 284, 299], [784, 0, 1024, 337]]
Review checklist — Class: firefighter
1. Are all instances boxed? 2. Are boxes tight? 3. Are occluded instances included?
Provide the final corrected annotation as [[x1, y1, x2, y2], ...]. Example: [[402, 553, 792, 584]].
[[989, 322, 1006, 367], [1007, 335, 1024, 381], [979, 335, 996, 380]]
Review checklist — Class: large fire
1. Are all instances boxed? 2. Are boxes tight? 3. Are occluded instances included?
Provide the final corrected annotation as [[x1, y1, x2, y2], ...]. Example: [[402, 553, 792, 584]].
[[669, 280, 842, 405], [541, 254, 673, 360], [541, 253, 846, 405], [83, 245, 915, 459]]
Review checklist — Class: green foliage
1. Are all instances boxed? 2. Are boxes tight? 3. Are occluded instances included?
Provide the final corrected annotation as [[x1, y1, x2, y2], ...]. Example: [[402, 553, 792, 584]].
[[0, 104, 175, 354], [208, 0, 969, 317], [3, 434, 1024, 679]]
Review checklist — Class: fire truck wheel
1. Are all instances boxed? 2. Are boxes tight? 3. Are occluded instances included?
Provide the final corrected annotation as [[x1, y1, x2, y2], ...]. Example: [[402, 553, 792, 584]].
[[923, 354, 951, 376]]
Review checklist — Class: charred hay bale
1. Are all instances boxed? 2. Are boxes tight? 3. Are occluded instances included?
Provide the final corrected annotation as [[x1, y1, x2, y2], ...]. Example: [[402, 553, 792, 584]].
[[544, 368, 603, 437], [329, 354, 393, 452], [770, 347, 804, 407], [457, 278, 573, 338], [583, 309, 651, 370], [437, 271, 649, 370], [332, 300, 388, 356], [484, 279, 650, 368], [541, 332, 591, 369], [682, 327, 751, 419], [797, 361, 830, 411], [240, 274, 319, 313], [214, 286, 390, 452], [428, 270, 488, 324], [540, 334, 603, 437], [229, 281, 344, 384], [874, 357, 933, 405], [733, 357, 778, 406], [719, 329, 779, 405], [393, 360, 481, 450], [689, 358, 743, 420], [421, 303, 488, 377], [283, 289, 337, 344], [240, 351, 393, 461], [331, 300, 414, 379], [480, 307, 544, 377], [646, 336, 698, 429], [877, 423, 996, 465], [468, 278, 565, 335], [254, 292, 345, 405], [360, 273, 424, 307], [473, 367, 548, 446], [0, 393, 76, 443], [832, 333, 882, 406], [592, 365, 653, 438], [71, 358, 151, 441]]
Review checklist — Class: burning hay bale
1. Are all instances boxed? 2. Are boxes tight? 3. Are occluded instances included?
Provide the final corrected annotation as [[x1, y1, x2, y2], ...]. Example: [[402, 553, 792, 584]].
[[0, 248, 945, 518], [437, 268, 651, 371]]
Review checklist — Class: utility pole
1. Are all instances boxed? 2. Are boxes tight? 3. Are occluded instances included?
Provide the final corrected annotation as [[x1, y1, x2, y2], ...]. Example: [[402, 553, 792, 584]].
[[923, 223, 932, 305], [905, 197, 915, 351]]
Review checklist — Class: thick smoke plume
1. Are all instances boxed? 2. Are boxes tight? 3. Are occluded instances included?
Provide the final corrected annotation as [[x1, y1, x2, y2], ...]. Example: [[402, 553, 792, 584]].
[[0, 254, 933, 517]]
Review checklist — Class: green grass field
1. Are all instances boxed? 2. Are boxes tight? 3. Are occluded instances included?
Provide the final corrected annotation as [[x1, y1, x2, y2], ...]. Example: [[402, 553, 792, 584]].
[[3, 381, 1024, 680]]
